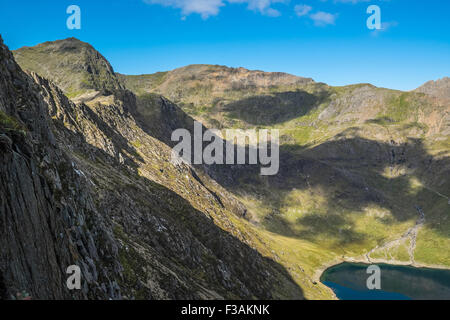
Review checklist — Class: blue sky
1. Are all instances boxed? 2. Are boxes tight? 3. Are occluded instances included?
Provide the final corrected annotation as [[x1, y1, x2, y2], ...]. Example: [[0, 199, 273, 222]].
[[0, 0, 449, 90]]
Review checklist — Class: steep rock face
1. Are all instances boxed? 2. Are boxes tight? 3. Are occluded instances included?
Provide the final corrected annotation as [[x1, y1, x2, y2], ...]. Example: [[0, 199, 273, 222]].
[[1, 36, 304, 300], [0, 36, 121, 300]]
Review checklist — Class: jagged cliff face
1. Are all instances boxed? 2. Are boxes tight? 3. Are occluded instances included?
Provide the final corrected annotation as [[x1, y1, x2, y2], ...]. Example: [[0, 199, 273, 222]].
[[1, 36, 306, 300], [0, 36, 120, 300]]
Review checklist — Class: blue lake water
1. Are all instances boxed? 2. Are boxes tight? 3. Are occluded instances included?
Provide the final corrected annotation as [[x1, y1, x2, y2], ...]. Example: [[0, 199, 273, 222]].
[[320, 262, 450, 300]]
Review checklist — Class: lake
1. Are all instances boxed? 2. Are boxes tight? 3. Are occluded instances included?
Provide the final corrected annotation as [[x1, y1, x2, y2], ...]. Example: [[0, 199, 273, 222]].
[[321, 262, 450, 300]]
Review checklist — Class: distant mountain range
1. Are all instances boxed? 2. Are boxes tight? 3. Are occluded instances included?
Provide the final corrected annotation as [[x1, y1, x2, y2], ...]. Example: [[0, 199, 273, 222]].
[[1, 37, 448, 300]]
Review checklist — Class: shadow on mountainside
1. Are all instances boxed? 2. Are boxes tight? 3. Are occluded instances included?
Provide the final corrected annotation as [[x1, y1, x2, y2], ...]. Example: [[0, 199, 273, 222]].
[[221, 90, 331, 126], [125, 88, 449, 248], [206, 134, 450, 247], [130, 93, 197, 148]]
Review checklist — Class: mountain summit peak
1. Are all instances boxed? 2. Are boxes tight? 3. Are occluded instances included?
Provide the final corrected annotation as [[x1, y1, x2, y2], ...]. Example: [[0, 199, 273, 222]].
[[415, 77, 450, 100], [13, 38, 123, 97]]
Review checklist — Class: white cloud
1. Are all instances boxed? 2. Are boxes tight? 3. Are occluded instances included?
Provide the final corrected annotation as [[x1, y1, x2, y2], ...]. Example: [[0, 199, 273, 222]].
[[294, 4, 312, 17], [144, 0, 289, 19], [144, 0, 224, 19], [309, 11, 338, 26], [333, 0, 370, 3], [229, 0, 288, 16], [294, 4, 337, 27]]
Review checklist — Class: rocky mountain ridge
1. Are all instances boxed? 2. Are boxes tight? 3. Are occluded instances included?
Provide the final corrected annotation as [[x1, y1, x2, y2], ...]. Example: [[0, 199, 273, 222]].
[[415, 77, 450, 101], [1, 35, 306, 300]]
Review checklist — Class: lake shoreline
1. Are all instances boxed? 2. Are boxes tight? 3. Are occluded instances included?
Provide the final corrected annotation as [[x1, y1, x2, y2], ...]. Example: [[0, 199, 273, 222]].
[[315, 256, 450, 300]]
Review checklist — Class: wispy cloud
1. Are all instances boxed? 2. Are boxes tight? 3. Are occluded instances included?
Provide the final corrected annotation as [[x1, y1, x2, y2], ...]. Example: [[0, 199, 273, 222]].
[[229, 0, 288, 17], [294, 4, 312, 17], [333, 0, 371, 3], [143, 0, 223, 19], [309, 11, 338, 26], [294, 4, 337, 27], [144, 0, 289, 19]]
